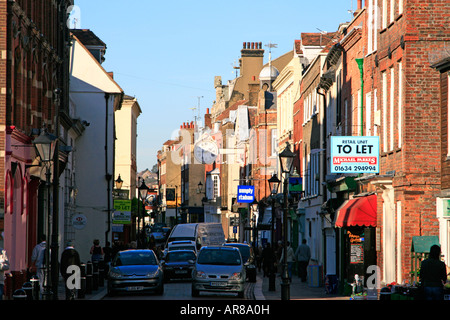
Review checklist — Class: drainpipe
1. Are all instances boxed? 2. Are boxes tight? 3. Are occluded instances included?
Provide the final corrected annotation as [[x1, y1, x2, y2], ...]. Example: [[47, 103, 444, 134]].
[[105, 93, 111, 246], [356, 58, 364, 136]]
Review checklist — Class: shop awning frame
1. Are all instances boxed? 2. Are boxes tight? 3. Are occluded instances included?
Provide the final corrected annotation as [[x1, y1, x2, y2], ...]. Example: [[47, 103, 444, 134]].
[[335, 194, 377, 228]]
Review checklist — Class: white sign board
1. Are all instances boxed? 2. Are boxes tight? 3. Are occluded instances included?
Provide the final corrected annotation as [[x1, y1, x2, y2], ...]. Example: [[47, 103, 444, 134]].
[[331, 136, 379, 174]]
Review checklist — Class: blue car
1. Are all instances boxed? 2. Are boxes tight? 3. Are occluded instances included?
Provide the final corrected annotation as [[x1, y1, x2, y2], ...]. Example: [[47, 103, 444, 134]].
[[107, 249, 164, 296]]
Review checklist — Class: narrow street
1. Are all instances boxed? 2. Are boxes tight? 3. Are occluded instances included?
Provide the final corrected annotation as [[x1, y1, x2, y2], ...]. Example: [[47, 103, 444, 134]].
[[102, 279, 255, 301]]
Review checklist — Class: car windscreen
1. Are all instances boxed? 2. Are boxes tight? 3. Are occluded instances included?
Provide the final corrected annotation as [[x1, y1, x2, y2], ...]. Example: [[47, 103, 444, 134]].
[[151, 226, 163, 233], [197, 249, 241, 266], [114, 251, 157, 266], [166, 251, 196, 262]]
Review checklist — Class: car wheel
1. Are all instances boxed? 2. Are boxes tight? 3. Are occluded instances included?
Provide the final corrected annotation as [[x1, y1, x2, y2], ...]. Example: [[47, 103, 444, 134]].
[[155, 283, 164, 295], [191, 286, 200, 297], [107, 286, 116, 297]]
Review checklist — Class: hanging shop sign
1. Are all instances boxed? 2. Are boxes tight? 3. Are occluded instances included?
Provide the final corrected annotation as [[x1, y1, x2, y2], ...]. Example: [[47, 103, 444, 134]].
[[72, 214, 87, 230], [331, 136, 379, 174], [237, 185, 255, 203]]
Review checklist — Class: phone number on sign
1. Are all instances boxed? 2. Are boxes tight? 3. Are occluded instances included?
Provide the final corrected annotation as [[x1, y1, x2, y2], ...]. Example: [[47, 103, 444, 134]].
[[333, 165, 377, 172]]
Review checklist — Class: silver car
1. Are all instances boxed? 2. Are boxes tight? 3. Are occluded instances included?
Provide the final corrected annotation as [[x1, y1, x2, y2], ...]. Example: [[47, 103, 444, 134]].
[[191, 246, 246, 298], [107, 249, 164, 296]]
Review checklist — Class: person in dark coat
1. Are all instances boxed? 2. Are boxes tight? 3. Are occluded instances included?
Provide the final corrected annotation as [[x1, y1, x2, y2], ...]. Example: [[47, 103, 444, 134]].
[[60, 240, 81, 300], [420, 245, 448, 300], [261, 243, 276, 277]]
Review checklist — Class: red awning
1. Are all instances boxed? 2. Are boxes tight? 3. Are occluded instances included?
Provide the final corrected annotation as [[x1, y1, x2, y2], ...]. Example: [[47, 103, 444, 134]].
[[335, 194, 377, 227]]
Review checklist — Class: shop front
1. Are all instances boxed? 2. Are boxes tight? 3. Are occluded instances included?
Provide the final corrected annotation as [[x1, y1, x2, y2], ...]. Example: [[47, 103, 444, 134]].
[[335, 194, 377, 292]]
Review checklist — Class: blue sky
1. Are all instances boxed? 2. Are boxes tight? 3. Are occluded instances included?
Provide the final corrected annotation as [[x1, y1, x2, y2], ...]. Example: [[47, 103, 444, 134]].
[[72, 0, 355, 172]]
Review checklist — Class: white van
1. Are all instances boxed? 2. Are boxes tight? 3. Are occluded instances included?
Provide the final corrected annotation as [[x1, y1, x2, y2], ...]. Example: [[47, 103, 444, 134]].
[[165, 223, 225, 250]]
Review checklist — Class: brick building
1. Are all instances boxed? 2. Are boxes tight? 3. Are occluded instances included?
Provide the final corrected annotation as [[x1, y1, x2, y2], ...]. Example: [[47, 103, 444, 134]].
[[0, 0, 72, 297], [324, 0, 448, 285]]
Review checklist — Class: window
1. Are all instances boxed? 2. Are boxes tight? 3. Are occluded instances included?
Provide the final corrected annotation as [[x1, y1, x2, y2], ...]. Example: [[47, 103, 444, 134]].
[[382, 72, 387, 152], [213, 175, 219, 200], [448, 73, 450, 157], [336, 71, 342, 126], [390, 0, 395, 24], [382, 0, 387, 29], [398, 62, 403, 148], [306, 150, 320, 197], [271, 129, 277, 156], [390, 67, 395, 150]]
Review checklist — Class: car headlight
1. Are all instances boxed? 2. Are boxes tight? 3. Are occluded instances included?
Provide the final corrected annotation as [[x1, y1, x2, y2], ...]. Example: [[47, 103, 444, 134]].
[[109, 270, 122, 279], [147, 269, 161, 278], [194, 271, 207, 279], [229, 272, 242, 280]]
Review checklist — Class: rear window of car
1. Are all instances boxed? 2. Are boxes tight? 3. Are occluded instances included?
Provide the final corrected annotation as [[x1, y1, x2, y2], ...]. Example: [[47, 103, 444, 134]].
[[169, 245, 196, 251], [197, 249, 241, 266], [166, 251, 196, 262]]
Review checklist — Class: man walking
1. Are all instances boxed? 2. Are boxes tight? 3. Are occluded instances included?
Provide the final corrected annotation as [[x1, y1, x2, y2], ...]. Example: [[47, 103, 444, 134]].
[[295, 239, 311, 282], [30, 235, 47, 295], [60, 240, 81, 300]]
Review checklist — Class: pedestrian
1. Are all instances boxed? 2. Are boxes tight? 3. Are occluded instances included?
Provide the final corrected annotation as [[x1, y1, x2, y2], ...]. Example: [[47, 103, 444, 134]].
[[103, 241, 113, 264], [30, 235, 47, 294], [90, 239, 104, 262], [295, 239, 311, 282], [60, 240, 81, 300], [261, 243, 275, 277], [279, 241, 295, 280], [256, 244, 263, 272], [420, 244, 448, 300], [0, 232, 10, 300]]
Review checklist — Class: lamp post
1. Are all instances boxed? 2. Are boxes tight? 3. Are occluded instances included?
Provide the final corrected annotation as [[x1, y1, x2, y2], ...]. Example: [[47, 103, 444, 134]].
[[250, 199, 258, 245], [268, 173, 280, 292], [279, 142, 295, 300], [197, 181, 207, 222], [32, 128, 57, 300], [138, 179, 149, 248], [115, 175, 123, 190]]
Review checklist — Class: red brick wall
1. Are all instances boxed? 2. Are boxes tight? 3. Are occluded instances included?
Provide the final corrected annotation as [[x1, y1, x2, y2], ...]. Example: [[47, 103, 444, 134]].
[[376, 0, 446, 280]]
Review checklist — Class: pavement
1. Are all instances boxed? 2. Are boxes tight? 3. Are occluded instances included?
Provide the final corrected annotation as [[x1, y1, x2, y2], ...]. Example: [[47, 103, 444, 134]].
[[255, 273, 349, 300], [56, 276, 107, 301]]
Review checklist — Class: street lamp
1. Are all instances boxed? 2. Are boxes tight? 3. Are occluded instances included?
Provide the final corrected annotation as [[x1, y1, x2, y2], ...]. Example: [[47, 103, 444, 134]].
[[268, 173, 280, 292], [115, 175, 123, 190], [138, 179, 149, 247], [278, 142, 296, 300], [32, 128, 57, 300]]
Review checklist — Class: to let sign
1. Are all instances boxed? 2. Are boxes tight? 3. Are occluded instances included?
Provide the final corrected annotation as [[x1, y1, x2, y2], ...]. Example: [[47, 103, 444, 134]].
[[331, 136, 379, 174]]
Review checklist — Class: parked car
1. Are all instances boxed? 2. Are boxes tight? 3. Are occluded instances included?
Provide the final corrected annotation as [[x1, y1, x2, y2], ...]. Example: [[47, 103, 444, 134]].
[[223, 242, 256, 282], [191, 246, 246, 298], [107, 249, 164, 296], [161, 250, 196, 282]]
